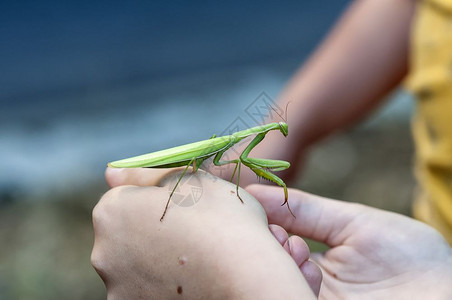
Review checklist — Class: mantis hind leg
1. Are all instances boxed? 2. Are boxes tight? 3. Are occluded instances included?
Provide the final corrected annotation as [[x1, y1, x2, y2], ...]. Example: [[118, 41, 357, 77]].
[[212, 149, 244, 202], [234, 162, 243, 203], [161, 157, 206, 221]]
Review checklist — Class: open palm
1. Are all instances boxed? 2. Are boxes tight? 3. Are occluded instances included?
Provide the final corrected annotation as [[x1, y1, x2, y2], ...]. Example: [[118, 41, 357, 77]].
[[246, 185, 452, 299]]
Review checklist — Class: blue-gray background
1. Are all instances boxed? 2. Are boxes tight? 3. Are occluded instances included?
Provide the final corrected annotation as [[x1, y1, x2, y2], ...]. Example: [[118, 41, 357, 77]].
[[0, 1, 415, 299], [1, 0, 353, 197]]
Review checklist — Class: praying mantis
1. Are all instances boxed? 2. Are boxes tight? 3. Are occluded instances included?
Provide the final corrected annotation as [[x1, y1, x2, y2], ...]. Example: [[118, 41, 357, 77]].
[[108, 121, 294, 221]]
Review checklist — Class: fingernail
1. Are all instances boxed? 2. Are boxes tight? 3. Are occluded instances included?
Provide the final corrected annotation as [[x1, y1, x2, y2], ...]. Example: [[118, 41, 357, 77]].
[[287, 238, 292, 254], [105, 167, 125, 181], [106, 167, 122, 175]]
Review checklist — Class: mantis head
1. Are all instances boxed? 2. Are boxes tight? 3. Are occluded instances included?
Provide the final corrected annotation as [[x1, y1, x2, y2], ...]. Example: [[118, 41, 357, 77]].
[[271, 102, 289, 137], [278, 122, 288, 137]]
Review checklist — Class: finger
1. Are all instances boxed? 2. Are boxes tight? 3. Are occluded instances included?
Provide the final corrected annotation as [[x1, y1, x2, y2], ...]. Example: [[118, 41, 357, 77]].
[[269, 226, 311, 269], [268, 224, 289, 246], [285, 235, 310, 267], [246, 184, 364, 246], [105, 167, 179, 187], [300, 260, 322, 297], [283, 235, 322, 297]]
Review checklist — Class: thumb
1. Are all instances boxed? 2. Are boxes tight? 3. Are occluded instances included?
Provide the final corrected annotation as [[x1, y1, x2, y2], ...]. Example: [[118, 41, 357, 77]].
[[105, 167, 180, 188], [246, 184, 363, 247]]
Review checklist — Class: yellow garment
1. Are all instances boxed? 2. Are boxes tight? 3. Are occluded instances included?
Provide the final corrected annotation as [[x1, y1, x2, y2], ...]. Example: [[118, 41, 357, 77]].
[[406, 0, 452, 244]]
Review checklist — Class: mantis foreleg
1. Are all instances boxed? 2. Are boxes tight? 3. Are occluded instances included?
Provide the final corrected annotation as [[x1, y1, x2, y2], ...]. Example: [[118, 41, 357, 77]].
[[212, 133, 293, 216], [239, 133, 294, 217]]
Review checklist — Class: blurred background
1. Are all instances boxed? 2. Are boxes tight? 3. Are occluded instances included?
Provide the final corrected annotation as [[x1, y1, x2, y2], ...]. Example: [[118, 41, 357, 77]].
[[0, 0, 415, 299]]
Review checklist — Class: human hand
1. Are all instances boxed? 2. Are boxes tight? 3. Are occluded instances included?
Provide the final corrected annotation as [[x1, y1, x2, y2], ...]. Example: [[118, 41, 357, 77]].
[[91, 168, 320, 299], [246, 185, 452, 299]]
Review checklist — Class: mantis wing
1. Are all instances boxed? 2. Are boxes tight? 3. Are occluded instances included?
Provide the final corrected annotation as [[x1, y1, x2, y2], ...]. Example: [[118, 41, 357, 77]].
[[108, 136, 233, 168]]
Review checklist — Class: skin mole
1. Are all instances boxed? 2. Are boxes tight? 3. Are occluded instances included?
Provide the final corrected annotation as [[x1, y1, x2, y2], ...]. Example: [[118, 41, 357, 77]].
[[177, 286, 183, 294], [178, 256, 187, 265]]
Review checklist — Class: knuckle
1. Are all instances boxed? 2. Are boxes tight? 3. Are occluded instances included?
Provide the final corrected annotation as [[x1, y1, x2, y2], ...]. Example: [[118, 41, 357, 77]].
[[92, 186, 130, 225], [91, 202, 105, 227], [90, 246, 102, 269], [90, 246, 109, 283], [92, 201, 108, 230]]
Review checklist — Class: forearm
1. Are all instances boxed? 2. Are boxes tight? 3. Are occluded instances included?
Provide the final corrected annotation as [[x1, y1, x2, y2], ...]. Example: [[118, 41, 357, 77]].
[[215, 0, 416, 186], [280, 0, 415, 154]]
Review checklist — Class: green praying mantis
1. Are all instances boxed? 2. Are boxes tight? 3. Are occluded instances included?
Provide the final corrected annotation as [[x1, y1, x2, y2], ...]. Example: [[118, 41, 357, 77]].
[[108, 121, 294, 221]]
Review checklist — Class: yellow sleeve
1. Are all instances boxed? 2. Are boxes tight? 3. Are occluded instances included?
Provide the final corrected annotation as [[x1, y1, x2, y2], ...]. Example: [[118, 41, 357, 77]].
[[405, 0, 452, 244]]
